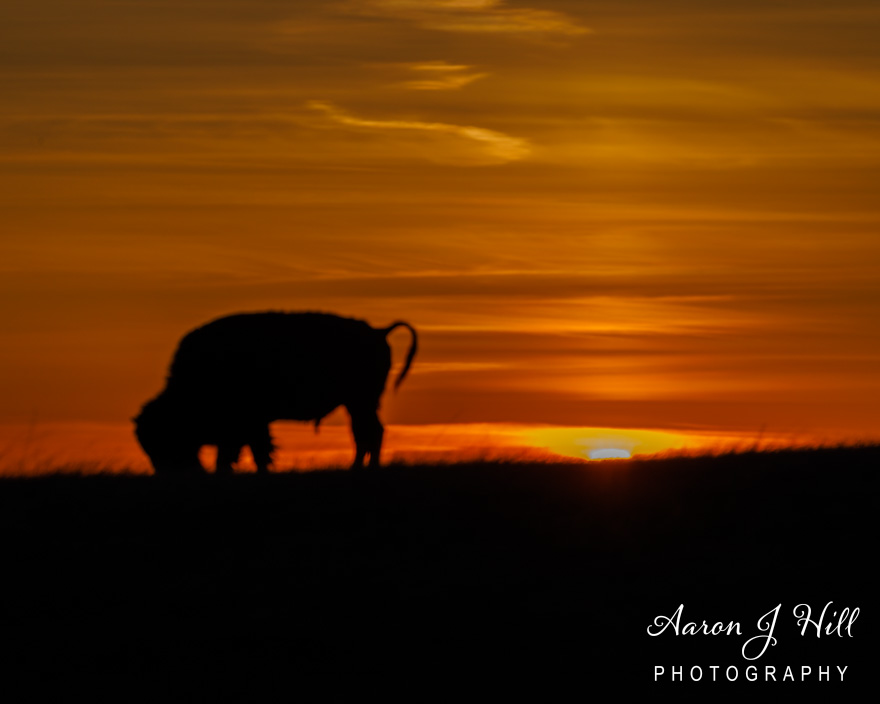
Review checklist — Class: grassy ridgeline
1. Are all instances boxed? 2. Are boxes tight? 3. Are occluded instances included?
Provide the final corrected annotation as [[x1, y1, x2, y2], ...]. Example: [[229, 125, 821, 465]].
[[0, 446, 875, 694]]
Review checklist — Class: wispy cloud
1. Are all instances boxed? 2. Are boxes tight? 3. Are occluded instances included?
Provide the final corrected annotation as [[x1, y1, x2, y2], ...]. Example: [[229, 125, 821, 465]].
[[398, 61, 489, 90], [346, 0, 590, 36], [307, 100, 530, 164]]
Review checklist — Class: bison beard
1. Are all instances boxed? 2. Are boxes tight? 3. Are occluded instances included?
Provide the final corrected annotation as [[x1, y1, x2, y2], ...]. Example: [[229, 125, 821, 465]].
[[134, 312, 417, 475]]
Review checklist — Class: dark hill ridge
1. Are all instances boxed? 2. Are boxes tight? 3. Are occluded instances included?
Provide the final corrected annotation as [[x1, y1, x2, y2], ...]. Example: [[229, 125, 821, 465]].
[[0, 446, 876, 695]]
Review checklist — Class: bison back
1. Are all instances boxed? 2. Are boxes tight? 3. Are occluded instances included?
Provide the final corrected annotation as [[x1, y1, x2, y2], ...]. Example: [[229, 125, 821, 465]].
[[164, 312, 389, 420]]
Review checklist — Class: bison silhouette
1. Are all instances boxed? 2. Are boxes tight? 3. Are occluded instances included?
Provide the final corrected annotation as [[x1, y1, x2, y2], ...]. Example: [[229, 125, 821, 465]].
[[134, 312, 417, 475]]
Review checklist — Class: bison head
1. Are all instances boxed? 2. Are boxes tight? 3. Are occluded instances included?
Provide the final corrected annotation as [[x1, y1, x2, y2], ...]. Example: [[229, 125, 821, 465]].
[[134, 394, 205, 475]]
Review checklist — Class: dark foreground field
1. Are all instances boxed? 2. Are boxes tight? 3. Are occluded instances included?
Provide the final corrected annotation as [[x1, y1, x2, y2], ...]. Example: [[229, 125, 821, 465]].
[[1, 447, 876, 698]]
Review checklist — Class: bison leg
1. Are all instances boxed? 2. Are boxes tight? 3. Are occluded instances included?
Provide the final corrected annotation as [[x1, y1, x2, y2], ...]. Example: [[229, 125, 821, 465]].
[[348, 406, 384, 469], [215, 442, 242, 476], [368, 415, 385, 468], [248, 425, 275, 475]]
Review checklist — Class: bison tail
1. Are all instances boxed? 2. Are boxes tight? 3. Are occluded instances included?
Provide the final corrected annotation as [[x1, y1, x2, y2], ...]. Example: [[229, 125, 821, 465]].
[[382, 321, 418, 391]]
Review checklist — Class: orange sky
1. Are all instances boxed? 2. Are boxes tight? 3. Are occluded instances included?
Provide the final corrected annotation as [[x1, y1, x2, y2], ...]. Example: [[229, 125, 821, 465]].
[[2, 1, 880, 471]]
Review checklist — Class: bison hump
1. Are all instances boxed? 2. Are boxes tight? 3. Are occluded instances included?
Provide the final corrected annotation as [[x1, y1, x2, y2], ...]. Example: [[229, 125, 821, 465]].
[[166, 311, 379, 390]]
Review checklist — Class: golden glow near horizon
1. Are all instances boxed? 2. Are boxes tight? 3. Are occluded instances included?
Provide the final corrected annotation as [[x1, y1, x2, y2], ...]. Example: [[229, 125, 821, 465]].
[[2, 1, 880, 470], [0, 421, 817, 476]]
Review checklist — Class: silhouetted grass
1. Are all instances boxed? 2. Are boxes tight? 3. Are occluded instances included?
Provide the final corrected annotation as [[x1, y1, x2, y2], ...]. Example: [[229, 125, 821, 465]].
[[1, 445, 876, 696]]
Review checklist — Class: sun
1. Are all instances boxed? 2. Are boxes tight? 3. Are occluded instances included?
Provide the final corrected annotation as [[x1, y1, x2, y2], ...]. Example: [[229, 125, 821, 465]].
[[587, 448, 632, 460]]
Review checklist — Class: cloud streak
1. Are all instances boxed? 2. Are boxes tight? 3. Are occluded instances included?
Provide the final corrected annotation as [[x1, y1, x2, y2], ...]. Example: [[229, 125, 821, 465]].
[[397, 61, 489, 90], [347, 0, 590, 36], [307, 100, 530, 164]]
